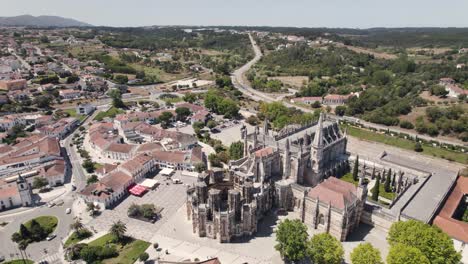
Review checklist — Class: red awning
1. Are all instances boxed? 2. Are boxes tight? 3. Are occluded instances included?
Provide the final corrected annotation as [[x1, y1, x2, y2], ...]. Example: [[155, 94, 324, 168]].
[[128, 185, 147, 196]]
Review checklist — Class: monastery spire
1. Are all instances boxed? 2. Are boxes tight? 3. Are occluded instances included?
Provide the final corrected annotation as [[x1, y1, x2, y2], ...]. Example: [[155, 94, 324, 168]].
[[312, 112, 324, 148]]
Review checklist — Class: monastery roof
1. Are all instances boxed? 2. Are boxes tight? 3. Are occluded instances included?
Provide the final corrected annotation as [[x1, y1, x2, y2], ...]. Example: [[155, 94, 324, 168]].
[[307, 177, 358, 210], [254, 147, 274, 158]]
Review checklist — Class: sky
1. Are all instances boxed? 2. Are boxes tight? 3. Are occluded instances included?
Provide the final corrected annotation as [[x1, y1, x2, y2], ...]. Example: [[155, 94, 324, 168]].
[[2, 0, 468, 28]]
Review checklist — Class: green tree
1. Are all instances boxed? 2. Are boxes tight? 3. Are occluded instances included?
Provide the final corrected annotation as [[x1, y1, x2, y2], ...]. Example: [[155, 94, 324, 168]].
[[175, 107, 191, 121], [195, 162, 207, 173], [387, 220, 461, 264], [229, 141, 244, 160], [387, 244, 430, 264], [207, 120, 217, 129], [158, 111, 174, 128], [29, 219, 46, 241], [80, 245, 101, 263], [32, 177, 48, 189], [371, 174, 380, 201], [183, 93, 197, 103], [335, 105, 346, 116], [353, 156, 359, 181], [308, 233, 344, 264], [113, 74, 128, 84], [108, 89, 125, 108], [384, 168, 392, 192], [82, 159, 95, 173], [414, 142, 423, 152], [87, 174, 99, 185], [70, 219, 84, 232], [34, 95, 52, 109], [109, 220, 127, 243], [139, 252, 149, 262], [274, 219, 309, 262], [351, 242, 383, 264], [19, 224, 31, 240]]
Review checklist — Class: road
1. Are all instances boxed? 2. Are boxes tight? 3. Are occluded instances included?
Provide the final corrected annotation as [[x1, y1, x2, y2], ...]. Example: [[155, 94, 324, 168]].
[[231, 34, 466, 147]]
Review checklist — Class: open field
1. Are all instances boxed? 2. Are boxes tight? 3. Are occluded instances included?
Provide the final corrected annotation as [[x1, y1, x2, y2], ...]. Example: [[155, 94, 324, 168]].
[[94, 107, 125, 121], [268, 76, 308, 87], [24, 215, 58, 234]]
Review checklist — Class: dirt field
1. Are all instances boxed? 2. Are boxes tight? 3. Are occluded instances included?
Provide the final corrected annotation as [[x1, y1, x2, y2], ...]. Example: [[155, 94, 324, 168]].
[[128, 87, 150, 96], [419, 91, 458, 103], [407, 47, 452, 55], [268, 76, 308, 87]]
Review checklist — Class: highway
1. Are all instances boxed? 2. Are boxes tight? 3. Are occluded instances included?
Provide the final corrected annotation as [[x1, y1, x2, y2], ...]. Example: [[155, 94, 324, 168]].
[[231, 34, 466, 147]]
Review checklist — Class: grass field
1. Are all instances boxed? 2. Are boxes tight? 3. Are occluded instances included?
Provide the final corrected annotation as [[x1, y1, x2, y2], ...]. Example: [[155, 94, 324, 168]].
[[64, 230, 92, 247], [345, 125, 468, 164], [130, 63, 188, 82], [63, 108, 86, 122], [24, 216, 58, 235], [4, 260, 34, 264], [370, 183, 396, 201], [340, 172, 358, 186], [88, 233, 150, 264], [94, 107, 125, 121]]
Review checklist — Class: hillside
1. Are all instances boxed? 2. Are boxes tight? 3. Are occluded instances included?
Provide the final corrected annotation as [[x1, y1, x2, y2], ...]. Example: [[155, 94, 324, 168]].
[[0, 15, 92, 27]]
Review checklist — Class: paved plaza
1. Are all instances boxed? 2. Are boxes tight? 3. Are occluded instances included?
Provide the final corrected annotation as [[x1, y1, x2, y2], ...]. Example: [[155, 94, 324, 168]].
[[83, 172, 198, 241]]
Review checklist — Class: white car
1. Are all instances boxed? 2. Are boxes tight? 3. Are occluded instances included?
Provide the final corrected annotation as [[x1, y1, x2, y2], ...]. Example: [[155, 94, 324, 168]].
[[65, 208, 71, 214], [46, 234, 56, 241]]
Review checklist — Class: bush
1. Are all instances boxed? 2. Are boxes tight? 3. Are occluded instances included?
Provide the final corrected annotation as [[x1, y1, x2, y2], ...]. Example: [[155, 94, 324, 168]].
[[399, 120, 414, 129], [139, 252, 149, 262], [414, 142, 423, 152]]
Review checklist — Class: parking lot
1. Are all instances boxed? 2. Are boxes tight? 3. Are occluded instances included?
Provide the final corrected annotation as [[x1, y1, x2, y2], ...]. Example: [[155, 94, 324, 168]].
[[85, 171, 198, 241]]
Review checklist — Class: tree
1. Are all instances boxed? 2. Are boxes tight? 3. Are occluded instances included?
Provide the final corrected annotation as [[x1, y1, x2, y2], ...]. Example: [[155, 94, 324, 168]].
[[87, 174, 99, 185], [139, 252, 149, 262], [82, 159, 95, 173], [206, 120, 217, 129], [183, 93, 197, 103], [86, 202, 100, 216], [107, 89, 125, 108], [159, 111, 174, 128], [29, 219, 46, 241], [387, 220, 461, 264], [353, 156, 359, 181], [274, 219, 309, 262], [80, 245, 101, 263], [194, 163, 206, 173], [70, 219, 84, 232], [335, 105, 346, 116], [414, 142, 423, 152], [113, 74, 128, 84], [19, 224, 31, 240], [229, 141, 244, 160], [109, 220, 127, 242], [387, 244, 429, 264], [175, 107, 191, 121], [32, 177, 48, 189], [351, 242, 383, 264], [208, 153, 222, 168], [34, 95, 52, 109], [371, 174, 380, 201], [384, 168, 392, 192], [308, 233, 344, 264]]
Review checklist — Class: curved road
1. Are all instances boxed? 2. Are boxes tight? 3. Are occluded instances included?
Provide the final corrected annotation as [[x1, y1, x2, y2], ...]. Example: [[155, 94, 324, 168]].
[[231, 34, 466, 147]]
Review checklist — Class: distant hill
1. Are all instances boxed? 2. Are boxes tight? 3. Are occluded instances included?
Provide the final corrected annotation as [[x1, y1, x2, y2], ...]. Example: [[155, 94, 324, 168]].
[[0, 15, 92, 27]]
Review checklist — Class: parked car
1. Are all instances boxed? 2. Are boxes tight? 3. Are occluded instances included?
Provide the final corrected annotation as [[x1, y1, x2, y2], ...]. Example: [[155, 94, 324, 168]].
[[65, 208, 71, 214], [47, 202, 55, 208], [55, 200, 64, 206], [0, 256, 5, 262], [46, 234, 56, 241]]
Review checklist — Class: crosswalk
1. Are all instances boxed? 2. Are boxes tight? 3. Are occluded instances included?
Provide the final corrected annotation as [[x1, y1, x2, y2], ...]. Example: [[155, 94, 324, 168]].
[[37, 252, 62, 263]]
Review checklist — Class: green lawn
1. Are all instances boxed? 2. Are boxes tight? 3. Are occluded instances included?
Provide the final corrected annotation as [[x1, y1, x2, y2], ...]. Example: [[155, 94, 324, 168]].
[[64, 230, 92, 247], [340, 172, 358, 186], [63, 109, 86, 122], [370, 183, 396, 201], [94, 107, 125, 121], [88, 233, 150, 264], [24, 216, 58, 234], [4, 260, 34, 264], [345, 125, 468, 164]]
